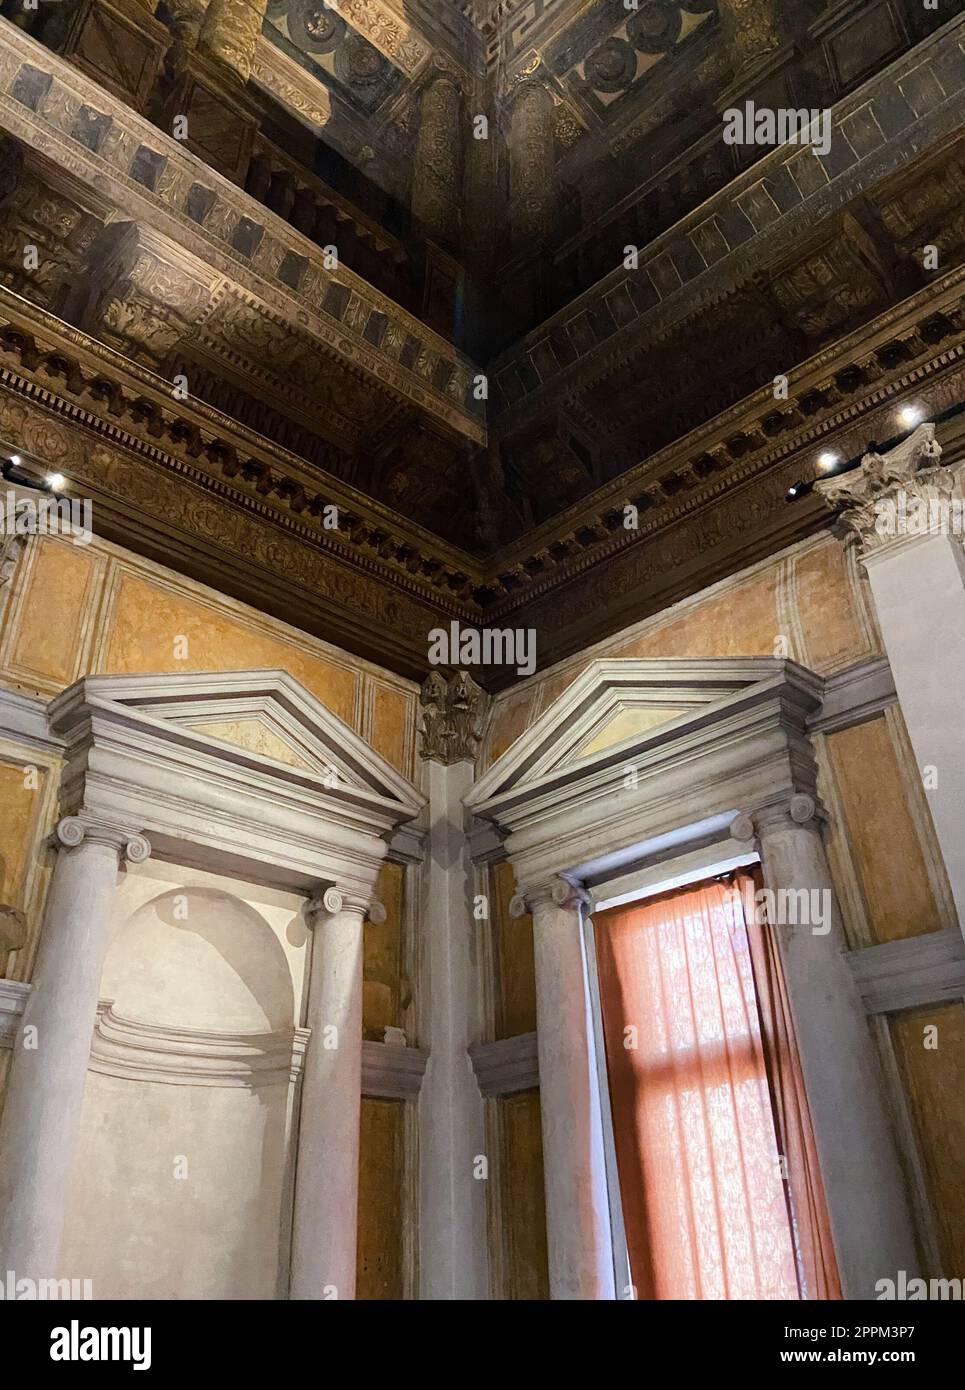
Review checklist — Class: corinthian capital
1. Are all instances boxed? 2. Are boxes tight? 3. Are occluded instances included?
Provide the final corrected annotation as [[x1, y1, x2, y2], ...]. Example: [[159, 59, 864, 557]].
[[419, 670, 489, 765], [815, 424, 957, 557]]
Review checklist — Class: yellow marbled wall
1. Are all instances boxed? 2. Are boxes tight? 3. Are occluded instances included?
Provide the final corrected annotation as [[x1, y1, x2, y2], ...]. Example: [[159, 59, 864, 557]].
[[357, 1097, 406, 1300], [0, 535, 419, 777], [363, 860, 406, 1040], [479, 533, 878, 772], [492, 859, 537, 1040], [821, 714, 951, 946], [498, 1089, 550, 1300], [891, 1005, 965, 1276]]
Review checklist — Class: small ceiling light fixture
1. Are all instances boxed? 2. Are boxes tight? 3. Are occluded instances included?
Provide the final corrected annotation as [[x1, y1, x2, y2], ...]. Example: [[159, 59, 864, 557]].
[[46, 472, 66, 492], [787, 485, 798, 498], [898, 404, 923, 428], [817, 451, 840, 472], [9, 454, 21, 466]]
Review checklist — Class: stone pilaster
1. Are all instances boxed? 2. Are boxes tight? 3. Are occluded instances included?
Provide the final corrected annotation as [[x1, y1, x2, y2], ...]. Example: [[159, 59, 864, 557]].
[[816, 423, 965, 936], [417, 669, 489, 1298], [0, 816, 150, 1282]]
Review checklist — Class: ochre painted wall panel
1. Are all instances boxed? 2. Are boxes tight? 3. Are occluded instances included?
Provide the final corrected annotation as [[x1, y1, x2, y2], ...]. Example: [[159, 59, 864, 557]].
[[493, 859, 537, 1040], [891, 1004, 965, 1275], [0, 539, 420, 777], [617, 568, 780, 661], [0, 759, 44, 907], [500, 1089, 549, 1300], [103, 573, 359, 724], [825, 717, 943, 942], [357, 1098, 406, 1300], [366, 682, 413, 776], [363, 861, 405, 1039], [6, 540, 98, 684], [793, 539, 872, 671]]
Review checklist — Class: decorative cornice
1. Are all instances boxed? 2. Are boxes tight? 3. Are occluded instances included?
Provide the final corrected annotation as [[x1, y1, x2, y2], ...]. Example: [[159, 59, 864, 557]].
[[89, 1001, 311, 1087], [0, 977, 29, 1048], [361, 1037, 429, 1098]]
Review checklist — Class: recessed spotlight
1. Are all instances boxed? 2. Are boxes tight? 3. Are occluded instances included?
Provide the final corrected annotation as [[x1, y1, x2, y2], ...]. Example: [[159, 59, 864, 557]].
[[898, 404, 923, 428], [10, 454, 21, 466], [46, 473, 66, 492], [817, 452, 840, 472]]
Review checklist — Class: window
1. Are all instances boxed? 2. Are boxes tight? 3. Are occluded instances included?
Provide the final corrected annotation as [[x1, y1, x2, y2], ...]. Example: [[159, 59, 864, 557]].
[[594, 874, 834, 1300]]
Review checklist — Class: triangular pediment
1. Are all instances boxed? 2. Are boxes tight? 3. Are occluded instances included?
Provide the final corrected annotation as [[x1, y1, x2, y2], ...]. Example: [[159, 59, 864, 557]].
[[468, 658, 822, 808], [49, 669, 424, 819]]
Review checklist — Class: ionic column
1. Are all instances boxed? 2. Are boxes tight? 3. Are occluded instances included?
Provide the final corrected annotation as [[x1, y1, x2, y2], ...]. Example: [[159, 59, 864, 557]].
[[514, 876, 614, 1300], [508, 80, 556, 243], [0, 816, 151, 1281], [732, 798, 920, 1298], [411, 72, 464, 245], [289, 885, 373, 1300], [199, 0, 267, 83], [817, 425, 965, 937]]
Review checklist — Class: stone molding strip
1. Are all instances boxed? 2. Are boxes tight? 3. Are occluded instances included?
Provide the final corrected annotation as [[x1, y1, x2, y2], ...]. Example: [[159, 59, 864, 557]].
[[361, 1038, 429, 1098], [469, 1031, 539, 1096], [847, 928, 965, 1014], [0, 986, 429, 1096], [88, 1001, 312, 1087]]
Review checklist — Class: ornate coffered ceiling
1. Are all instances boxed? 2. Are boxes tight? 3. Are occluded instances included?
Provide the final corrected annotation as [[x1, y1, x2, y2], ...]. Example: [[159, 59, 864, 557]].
[[0, 3, 964, 686]]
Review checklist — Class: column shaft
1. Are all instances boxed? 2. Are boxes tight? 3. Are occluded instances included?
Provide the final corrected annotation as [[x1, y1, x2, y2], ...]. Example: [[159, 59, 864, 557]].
[[754, 808, 920, 1297], [411, 76, 463, 245], [289, 891, 365, 1299], [530, 884, 614, 1300], [509, 81, 556, 243], [0, 820, 148, 1281]]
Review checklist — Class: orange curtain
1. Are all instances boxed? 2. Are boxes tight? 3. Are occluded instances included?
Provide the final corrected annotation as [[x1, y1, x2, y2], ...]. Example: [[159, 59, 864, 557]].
[[595, 874, 838, 1300]]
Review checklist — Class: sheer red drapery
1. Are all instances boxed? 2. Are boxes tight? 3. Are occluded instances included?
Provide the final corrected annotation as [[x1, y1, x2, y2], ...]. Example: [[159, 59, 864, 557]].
[[594, 873, 840, 1300]]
